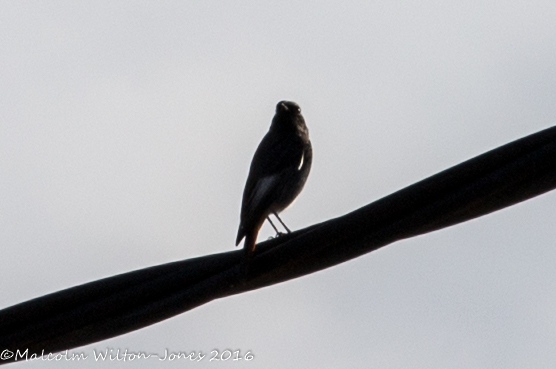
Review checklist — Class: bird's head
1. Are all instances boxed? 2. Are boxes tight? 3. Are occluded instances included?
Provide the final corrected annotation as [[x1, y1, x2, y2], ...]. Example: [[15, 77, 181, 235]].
[[276, 101, 301, 116], [270, 100, 308, 136]]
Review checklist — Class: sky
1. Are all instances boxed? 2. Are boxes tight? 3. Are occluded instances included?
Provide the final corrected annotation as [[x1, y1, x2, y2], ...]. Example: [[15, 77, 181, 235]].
[[1, 1, 556, 368]]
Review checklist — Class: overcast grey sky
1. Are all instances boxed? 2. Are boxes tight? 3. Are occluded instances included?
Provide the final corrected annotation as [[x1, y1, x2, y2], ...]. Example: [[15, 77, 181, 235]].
[[1, 1, 556, 368]]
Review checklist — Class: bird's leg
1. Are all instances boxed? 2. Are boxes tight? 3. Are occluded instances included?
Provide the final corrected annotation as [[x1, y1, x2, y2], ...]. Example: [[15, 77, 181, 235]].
[[266, 215, 290, 238], [273, 212, 291, 233], [266, 216, 281, 236]]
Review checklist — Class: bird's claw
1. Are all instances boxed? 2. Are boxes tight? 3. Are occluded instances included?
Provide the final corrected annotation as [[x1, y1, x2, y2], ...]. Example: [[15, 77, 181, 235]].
[[267, 232, 288, 240]]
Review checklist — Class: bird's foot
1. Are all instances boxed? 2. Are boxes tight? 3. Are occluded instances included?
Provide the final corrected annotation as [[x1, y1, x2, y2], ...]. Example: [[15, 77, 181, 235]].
[[267, 232, 288, 240]]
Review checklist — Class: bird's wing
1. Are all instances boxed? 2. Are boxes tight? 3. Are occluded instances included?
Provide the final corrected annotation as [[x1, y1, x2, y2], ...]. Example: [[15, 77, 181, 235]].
[[236, 133, 305, 244], [242, 133, 304, 209], [247, 175, 279, 215]]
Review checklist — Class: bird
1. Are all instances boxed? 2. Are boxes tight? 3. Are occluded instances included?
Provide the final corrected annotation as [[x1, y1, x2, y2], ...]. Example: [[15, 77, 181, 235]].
[[236, 100, 312, 261]]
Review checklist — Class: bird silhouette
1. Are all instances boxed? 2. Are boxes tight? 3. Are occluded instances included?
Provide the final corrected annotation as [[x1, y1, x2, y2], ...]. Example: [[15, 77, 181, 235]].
[[236, 101, 312, 261]]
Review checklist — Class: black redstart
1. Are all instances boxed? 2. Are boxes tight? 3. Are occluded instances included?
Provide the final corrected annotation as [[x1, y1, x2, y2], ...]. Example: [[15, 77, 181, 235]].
[[236, 101, 312, 260]]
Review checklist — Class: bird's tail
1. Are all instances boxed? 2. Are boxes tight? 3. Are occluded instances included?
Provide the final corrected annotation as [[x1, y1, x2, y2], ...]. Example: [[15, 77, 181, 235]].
[[241, 230, 258, 276], [243, 230, 258, 260]]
